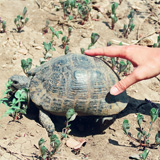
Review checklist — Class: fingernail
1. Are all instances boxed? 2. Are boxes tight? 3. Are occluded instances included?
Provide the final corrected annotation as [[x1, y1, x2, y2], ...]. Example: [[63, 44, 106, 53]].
[[110, 86, 121, 95]]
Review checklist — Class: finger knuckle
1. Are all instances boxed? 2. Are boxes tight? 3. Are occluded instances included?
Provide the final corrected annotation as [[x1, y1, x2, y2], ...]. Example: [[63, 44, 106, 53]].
[[116, 80, 127, 91]]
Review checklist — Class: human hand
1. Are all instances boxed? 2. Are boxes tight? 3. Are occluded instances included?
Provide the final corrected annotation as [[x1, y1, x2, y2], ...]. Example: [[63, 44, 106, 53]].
[[85, 45, 160, 95]]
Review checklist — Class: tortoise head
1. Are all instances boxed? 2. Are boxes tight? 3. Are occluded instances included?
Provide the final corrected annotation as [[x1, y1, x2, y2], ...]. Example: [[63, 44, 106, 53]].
[[9, 75, 30, 92]]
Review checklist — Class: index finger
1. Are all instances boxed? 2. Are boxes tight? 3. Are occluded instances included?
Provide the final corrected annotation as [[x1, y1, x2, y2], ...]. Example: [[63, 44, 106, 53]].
[[85, 46, 128, 59]]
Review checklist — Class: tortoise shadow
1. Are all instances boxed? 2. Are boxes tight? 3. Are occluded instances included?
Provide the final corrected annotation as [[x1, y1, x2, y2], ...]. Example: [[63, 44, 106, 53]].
[[25, 95, 160, 137]]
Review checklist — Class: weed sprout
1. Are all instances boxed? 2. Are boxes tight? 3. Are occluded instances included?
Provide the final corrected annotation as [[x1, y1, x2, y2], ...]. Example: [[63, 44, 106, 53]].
[[60, 0, 91, 25], [61, 108, 77, 139], [61, 27, 73, 49], [38, 134, 61, 160], [123, 10, 135, 38], [21, 58, 32, 74], [0, 18, 6, 33], [0, 83, 29, 121], [123, 100, 160, 159], [14, 7, 29, 32], [111, 2, 118, 30], [81, 32, 100, 54]]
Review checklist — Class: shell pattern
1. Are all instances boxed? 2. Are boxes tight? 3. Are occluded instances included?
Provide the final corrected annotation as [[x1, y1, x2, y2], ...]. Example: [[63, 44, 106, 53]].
[[28, 54, 128, 116]]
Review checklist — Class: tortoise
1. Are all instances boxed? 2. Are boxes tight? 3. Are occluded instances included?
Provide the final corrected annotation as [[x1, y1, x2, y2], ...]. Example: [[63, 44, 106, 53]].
[[9, 53, 128, 134]]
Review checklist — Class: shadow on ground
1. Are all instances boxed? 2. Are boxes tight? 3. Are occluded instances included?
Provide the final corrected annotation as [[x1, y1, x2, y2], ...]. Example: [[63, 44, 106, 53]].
[[25, 96, 160, 137]]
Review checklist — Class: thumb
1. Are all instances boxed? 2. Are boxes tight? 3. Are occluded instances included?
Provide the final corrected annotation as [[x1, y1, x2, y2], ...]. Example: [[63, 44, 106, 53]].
[[110, 72, 138, 95]]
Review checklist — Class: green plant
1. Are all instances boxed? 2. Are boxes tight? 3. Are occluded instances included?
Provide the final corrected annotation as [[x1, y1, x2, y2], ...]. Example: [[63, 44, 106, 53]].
[[40, 27, 63, 64], [153, 34, 160, 48], [60, 0, 91, 25], [61, 108, 77, 139], [106, 42, 132, 75], [49, 26, 63, 42], [111, 2, 118, 30], [77, 0, 91, 25], [81, 32, 100, 54], [118, 59, 131, 75], [123, 10, 135, 38], [0, 87, 29, 121], [64, 45, 70, 55], [38, 134, 61, 160], [0, 17, 6, 33], [14, 7, 29, 32], [123, 106, 160, 159], [61, 27, 73, 49], [21, 58, 32, 74], [88, 33, 100, 49], [40, 42, 56, 64], [60, 0, 76, 19]]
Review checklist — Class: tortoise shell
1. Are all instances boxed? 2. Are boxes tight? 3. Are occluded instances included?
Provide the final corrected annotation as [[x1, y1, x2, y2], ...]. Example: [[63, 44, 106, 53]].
[[27, 54, 128, 116]]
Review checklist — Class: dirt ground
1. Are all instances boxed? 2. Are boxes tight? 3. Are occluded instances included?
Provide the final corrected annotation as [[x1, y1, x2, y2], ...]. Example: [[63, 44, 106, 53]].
[[0, 0, 160, 159]]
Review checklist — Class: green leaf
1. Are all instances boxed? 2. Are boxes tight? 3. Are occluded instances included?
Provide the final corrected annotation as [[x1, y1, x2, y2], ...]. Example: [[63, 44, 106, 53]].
[[51, 47, 56, 51], [107, 41, 112, 46], [38, 138, 45, 146], [111, 58, 116, 67], [70, 0, 76, 8], [123, 119, 130, 135], [67, 129, 71, 134], [58, 31, 63, 35], [12, 98, 17, 105], [65, 45, 69, 55], [130, 23, 135, 31], [146, 139, 149, 144], [137, 131, 142, 141], [66, 108, 76, 120], [54, 139, 61, 149], [19, 109, 27, 115], [91, 33, 100, 45], [3, 108, 15, 117], [21, 58, 32, 73], [119, 42, 123, 46], [46, 20, 49, 27], [61, 133, 67, 138], [137, 113, 144, 128], [141, 149, 149, 160], [111, 14, 117, 23], [50, 134, 59, 143], [128, 10, 135, 19], [43, 42, 51, 52], [49, 26, 54, 33], [111, 2, 118, 14], [54, 31, 60, 39], [150, 108, 158, 123], [119, 60, 127, 73], [40, 145, 48, 157], [153, 43, 157, 48], [2, 21, 6, 30], [81, 48, 85, 54], [25, 17, 29, 24], [62, 36, 67, 42], [155, 132, 160, 144], [67, 15, 74, 20], [66, 124, 71, 128], [23, 7, 27, 16], [68, 27, 72, 34], [14, 18, 17, 24]]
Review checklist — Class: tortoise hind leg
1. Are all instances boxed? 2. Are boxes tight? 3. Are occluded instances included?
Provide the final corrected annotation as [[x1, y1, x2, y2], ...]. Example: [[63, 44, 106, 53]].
[[39, 109, 55, 136]]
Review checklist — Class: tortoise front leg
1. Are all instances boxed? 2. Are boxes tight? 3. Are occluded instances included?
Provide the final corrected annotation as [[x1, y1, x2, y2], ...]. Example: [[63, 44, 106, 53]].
[[39, 109, 55, 136]]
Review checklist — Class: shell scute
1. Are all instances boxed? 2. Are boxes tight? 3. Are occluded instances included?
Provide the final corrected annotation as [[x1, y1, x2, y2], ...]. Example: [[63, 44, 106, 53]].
[[29, 54, 128, 116]]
